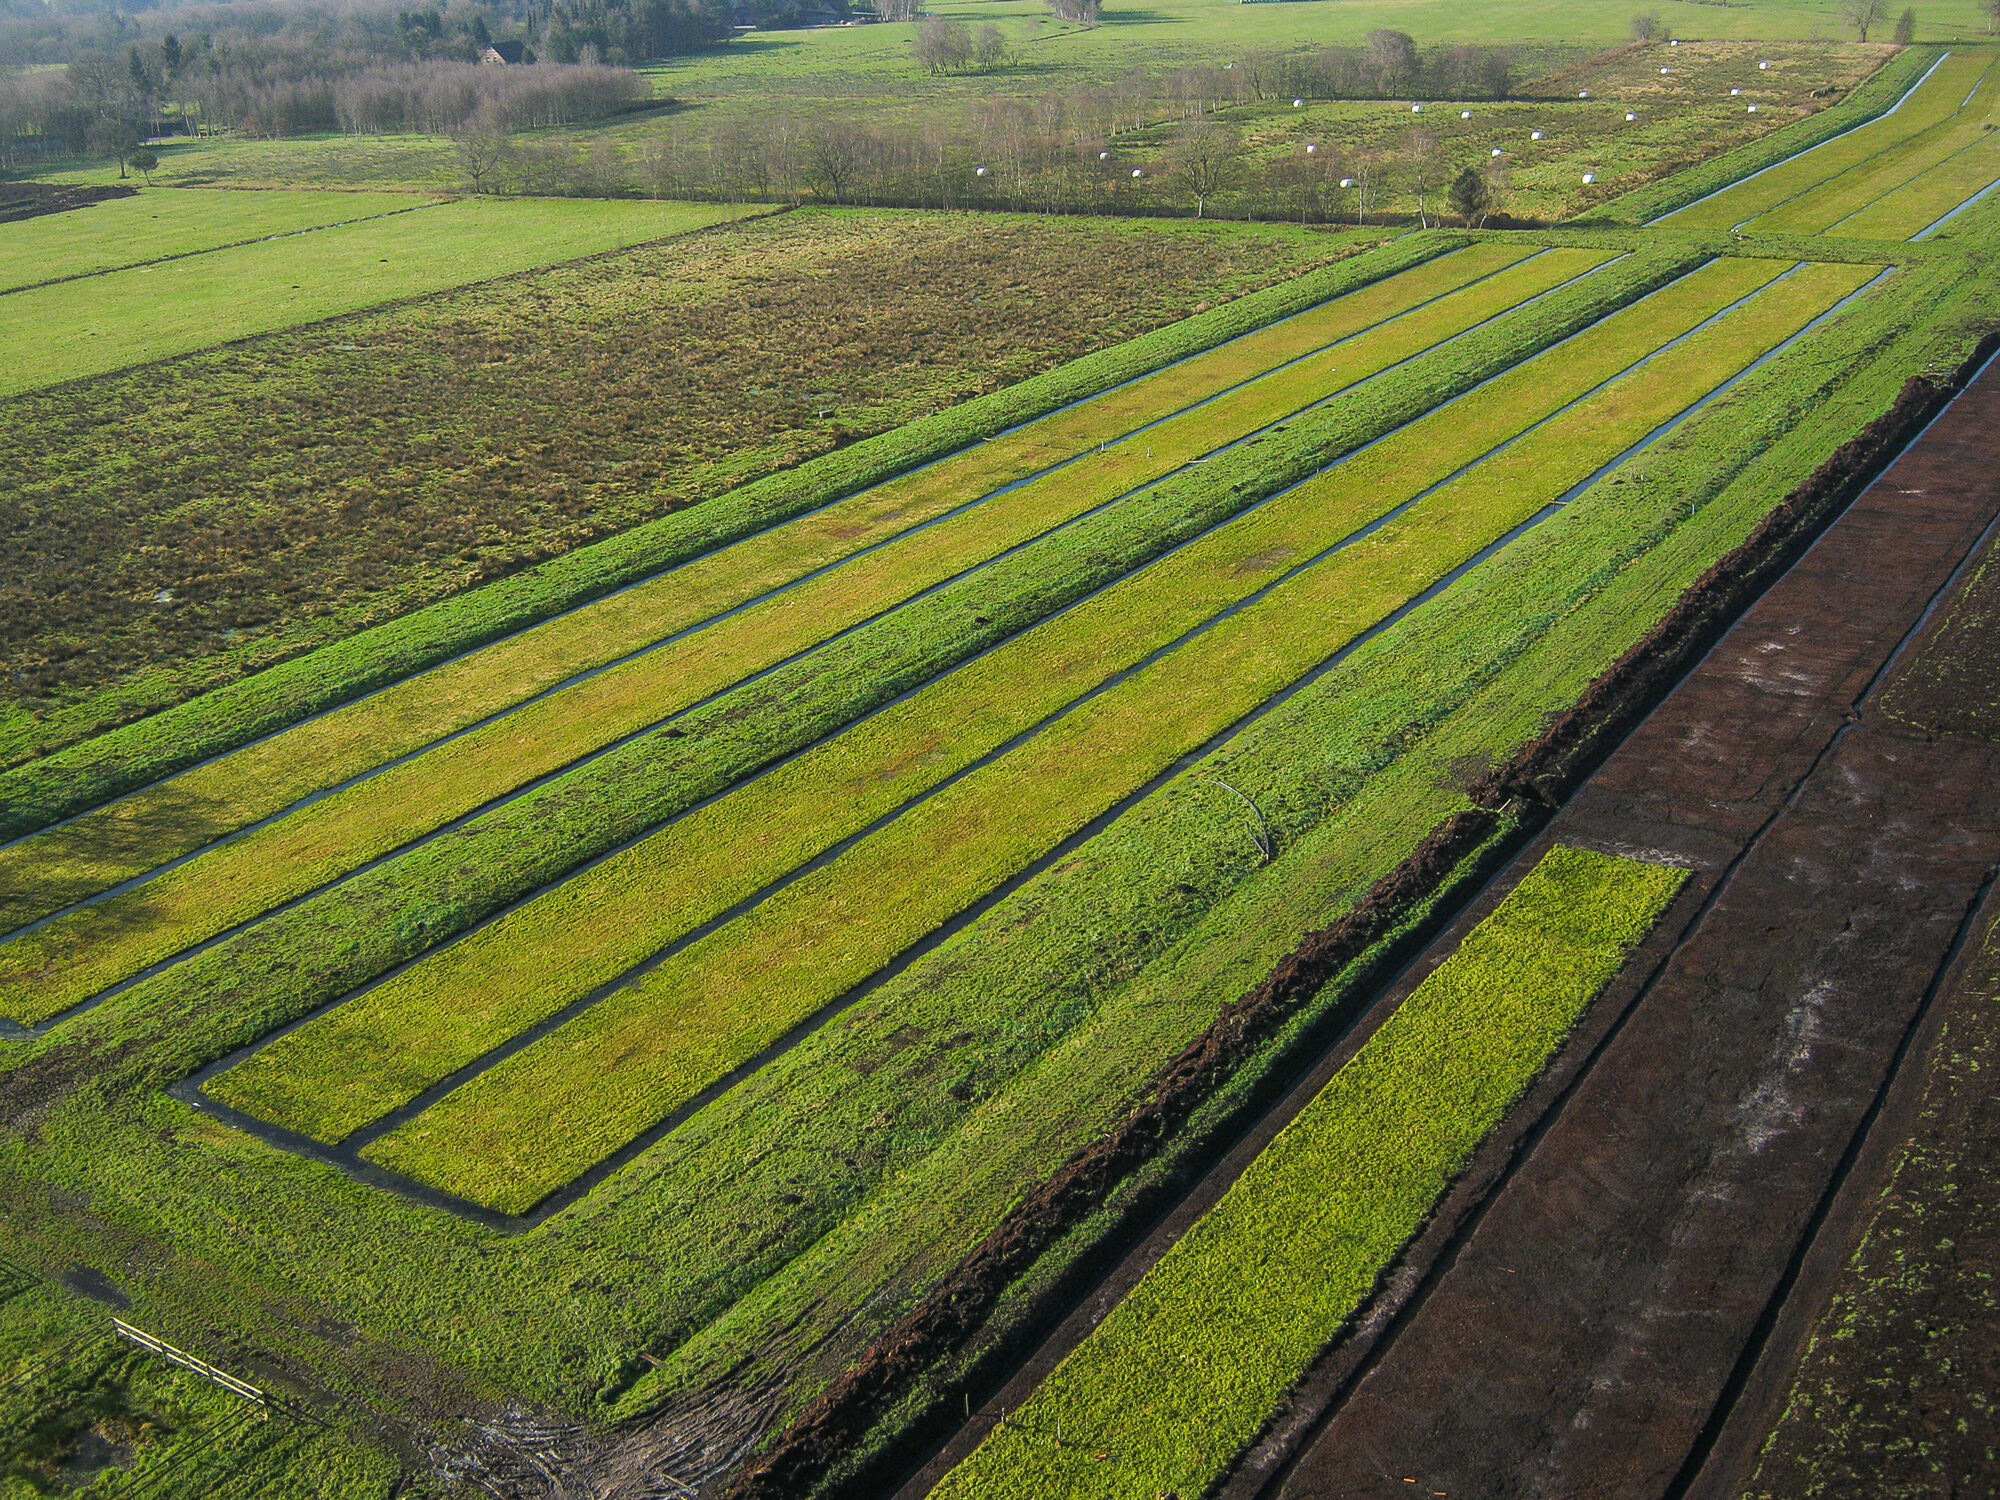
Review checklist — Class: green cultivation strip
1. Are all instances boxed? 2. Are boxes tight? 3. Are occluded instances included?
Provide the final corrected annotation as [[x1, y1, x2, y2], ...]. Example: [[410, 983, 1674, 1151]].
[[0, 233, 1458, 842], [0, 241, 1527, 933], [347, 260, 1863, 1213], [611, 267, 1991, 1456], [0, 241, 1559, 943], [0, 239, 1479, 927], [1746, 56, 1999, 235], [1842, 134, 2000, 239], [210, 252, 1793, 1148], [0, 251, 1599, 1015], [1610, 46, 1943, 226], [929, 847, 1687, 1500], [3, 246, 1709, 1070], [1667, 51, 1990, 231], [0, 187, 431, 294]]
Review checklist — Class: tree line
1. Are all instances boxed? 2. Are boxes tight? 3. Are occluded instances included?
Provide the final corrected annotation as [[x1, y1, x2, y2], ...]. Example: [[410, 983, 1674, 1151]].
[[459, 88, 1527, 228]]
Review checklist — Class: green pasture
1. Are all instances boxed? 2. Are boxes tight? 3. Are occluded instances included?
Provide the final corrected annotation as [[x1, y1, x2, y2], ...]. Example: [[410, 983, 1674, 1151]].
[[1746, 50, 2000, 232], [2, 245, 1705, 1075], [1670, 48, 1995, 228], [0, 1281, 400, 1499], [197, 245, 1584, 1138], [0, 209, 1354, 779], [0, 196, 761, 396], [0, 186, 427, 293], [0, 236, 1497, 1006], [665, 263, 1995, 1475], [593, 256, 1987, 1451], [933, 848, 1684, 1500]]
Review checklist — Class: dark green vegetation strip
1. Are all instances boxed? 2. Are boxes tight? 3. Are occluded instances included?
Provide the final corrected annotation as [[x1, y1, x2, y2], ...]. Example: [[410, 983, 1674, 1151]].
[[14, 244, 1701, 1043], [0, 215, 1401, 826], [1593, 46, 1939, 225], [932, 848, 1686, 1500]]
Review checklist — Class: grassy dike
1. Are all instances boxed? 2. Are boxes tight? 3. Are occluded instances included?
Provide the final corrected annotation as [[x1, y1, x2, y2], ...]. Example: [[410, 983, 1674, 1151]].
[[0, 242, 1983, 1500], [930, 848, 1687, 1500]]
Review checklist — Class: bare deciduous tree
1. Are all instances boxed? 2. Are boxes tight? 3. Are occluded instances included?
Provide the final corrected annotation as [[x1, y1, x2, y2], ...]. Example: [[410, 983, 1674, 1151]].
[[1841, 0, 1889, 39], [454, 126, 512, 193], [799, 121, 862, 202], [1366, 28, 1418, 95], [1403, 126, 1440, 227], [913, 17, 973, 74], [1166, 119, 1240, 218], [974, 24, 1011, 72]]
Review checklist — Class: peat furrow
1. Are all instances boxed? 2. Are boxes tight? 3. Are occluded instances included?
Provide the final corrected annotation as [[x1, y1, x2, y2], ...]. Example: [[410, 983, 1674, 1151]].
[[710, 320, 2000, 1500], [1471, 322, 2000, 812]]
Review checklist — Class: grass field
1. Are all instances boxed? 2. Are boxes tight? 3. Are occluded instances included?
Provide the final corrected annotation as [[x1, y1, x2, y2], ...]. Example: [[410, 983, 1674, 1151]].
[[343, 259, 1862, 1213], [931, 846, 1686, 1500], [0, 237, 1537, 1013], [0, 196, 765, 396], [3, 34, 2000, 1500], [1667, 49, 1999, 230], [0, 186, 430, 293]]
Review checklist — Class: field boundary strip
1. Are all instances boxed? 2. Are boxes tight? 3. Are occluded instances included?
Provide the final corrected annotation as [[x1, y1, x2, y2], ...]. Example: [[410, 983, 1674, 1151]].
[[0, 249, 1638, 1036], [172, 258, 1876, 1224], [0, 198, 448, 298], [1827, 126, 2000, 237], [0, 243, 1553, 934], [0, 234, 1464, 840], [1912, 173, 2000, 239]]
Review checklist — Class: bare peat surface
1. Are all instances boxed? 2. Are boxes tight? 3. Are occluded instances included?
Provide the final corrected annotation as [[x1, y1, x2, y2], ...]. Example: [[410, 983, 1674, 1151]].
[[1248, 357, 2000, 1500]]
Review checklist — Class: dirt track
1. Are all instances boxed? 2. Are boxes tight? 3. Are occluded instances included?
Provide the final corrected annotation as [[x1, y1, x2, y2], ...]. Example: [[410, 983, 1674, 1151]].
[[1257, 355, 2000, 1499]]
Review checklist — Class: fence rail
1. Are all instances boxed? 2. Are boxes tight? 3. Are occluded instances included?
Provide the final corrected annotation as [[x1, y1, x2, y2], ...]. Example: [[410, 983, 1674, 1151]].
[[112, 1319, 266, 1407]]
